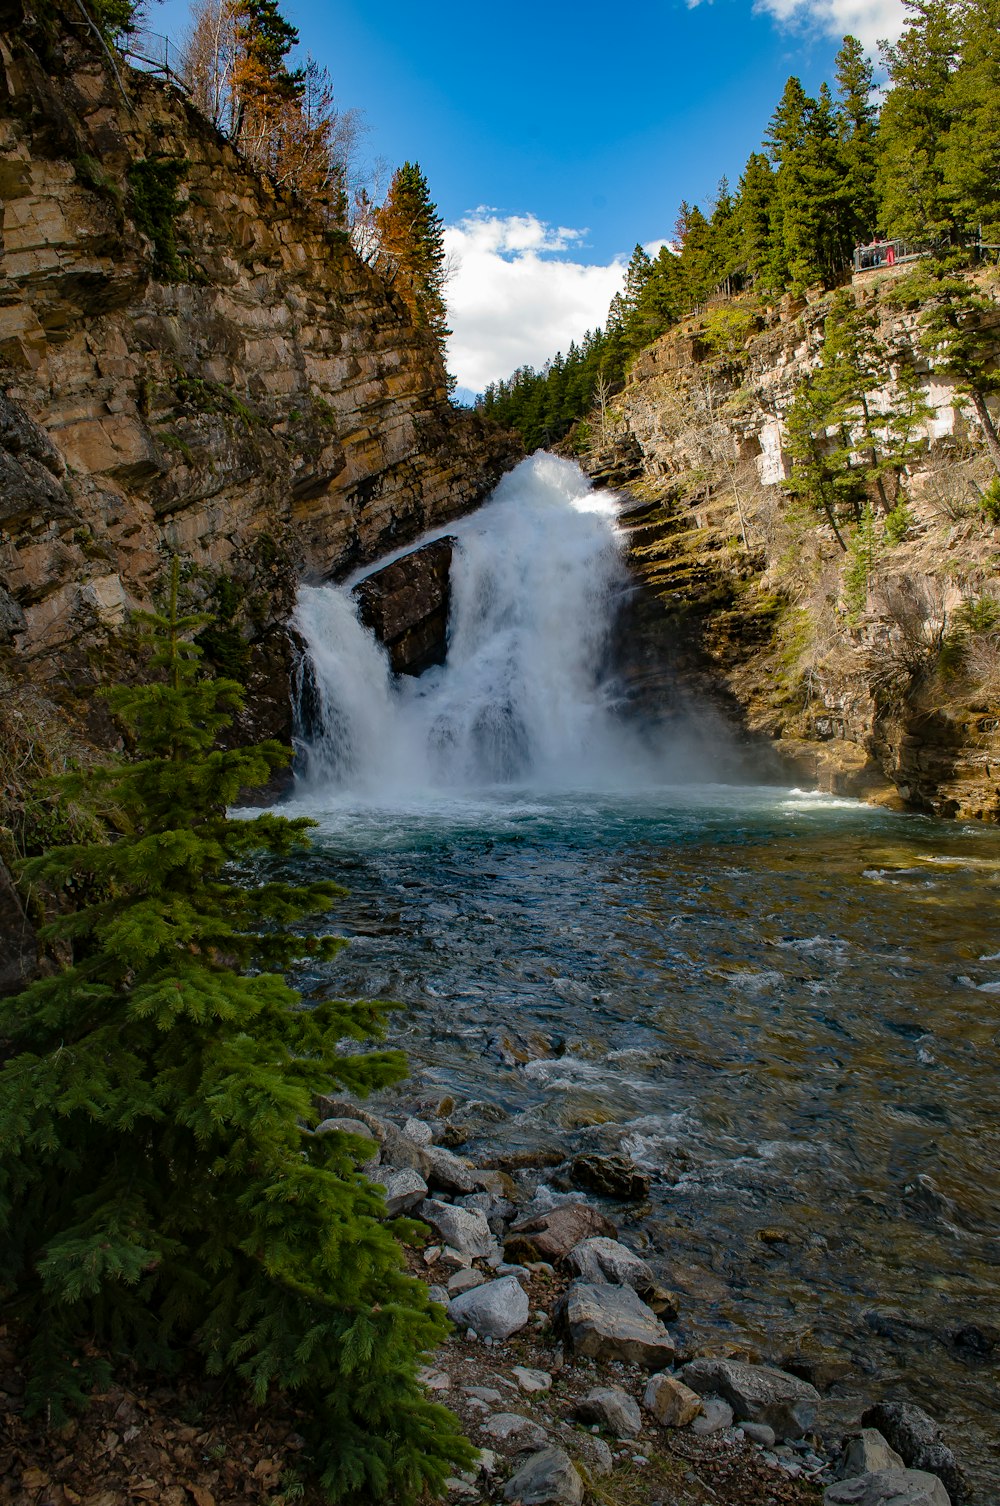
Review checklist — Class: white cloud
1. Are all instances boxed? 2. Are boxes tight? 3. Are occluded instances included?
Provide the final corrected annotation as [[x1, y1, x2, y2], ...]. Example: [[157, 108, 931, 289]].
[[751, 0, 907, 53], [443, 211, 628, 395]]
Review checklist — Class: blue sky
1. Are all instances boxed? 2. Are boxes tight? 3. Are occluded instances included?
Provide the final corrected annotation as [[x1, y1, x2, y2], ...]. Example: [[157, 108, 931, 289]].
[[147, 0, 906, 396]]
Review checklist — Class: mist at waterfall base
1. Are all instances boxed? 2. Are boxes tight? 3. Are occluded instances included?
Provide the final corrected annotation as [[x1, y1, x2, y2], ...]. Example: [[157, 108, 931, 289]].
[[281, 455, 1000, 1499], [293, 452, 746, 805]]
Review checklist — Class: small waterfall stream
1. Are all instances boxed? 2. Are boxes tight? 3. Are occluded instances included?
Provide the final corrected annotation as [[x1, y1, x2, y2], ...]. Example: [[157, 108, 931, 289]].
[[293, 454, 675, 794]]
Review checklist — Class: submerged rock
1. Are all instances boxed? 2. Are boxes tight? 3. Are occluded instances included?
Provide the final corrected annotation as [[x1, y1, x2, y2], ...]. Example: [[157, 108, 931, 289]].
[[559, 1281, 674, 1368], [678, 1357, 819, 1440], [570, 1153, 650, 1200]]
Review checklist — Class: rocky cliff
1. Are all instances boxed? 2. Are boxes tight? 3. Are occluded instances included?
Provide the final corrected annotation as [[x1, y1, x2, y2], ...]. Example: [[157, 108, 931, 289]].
[[0, 0, 519, 728], [584, 272, 1000, 821]]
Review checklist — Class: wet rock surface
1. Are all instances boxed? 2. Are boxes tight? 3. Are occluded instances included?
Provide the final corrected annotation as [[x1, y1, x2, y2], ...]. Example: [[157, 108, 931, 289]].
[[353, 538, 455, 677]]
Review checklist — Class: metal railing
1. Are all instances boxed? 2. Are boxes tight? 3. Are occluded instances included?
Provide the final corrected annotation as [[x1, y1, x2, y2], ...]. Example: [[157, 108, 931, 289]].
[[853, 238, 929, 274], [121, 28, 191, 91]]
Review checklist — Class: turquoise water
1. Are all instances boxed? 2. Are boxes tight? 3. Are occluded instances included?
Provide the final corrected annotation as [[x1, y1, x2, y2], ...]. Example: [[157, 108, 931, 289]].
[[282, 781, 1000, 1497]]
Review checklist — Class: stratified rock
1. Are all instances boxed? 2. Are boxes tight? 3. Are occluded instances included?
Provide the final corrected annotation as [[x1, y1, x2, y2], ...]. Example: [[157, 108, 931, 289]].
[[644, 1373, 702, 1428], [502, 1448, 584, 1506], [421, 1199, 496, 1259], [375, 1167, 427, 1215], [861, 1403, 964, 1503], [678, 1357, 819, 1440], [483, 1413, 549, 1449], [836, 1430, 906, 1480], [0, 859, 36, 997], [691, 1397, 734, 1436], [559, 1281, 674, 1368], [570, 1153, 650, 1200], [506, 1202, 617, 1264], [574, 1385, 642, 1439], [824, 1469, 951, 1506], [354, 538, 455, 677], [566, 1236, 654, 1292], [449, 1276, 529, 1340]]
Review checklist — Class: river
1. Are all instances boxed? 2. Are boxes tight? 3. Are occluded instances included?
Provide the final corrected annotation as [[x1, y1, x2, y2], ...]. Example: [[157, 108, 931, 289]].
[[282, 455, 1000, 1499]]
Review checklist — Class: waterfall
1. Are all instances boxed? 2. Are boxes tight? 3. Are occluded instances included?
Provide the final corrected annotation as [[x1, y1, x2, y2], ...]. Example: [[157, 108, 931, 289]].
[[293, 453, 653, 794]]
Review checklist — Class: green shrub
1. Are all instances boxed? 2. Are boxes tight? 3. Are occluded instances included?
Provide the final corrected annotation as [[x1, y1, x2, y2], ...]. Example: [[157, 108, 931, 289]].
[[128, 157, 188, 281]]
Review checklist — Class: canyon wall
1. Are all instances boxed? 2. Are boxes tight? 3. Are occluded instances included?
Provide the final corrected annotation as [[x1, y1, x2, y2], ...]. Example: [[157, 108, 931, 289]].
[[587, 273, 1000, 820], [0, 0, 519, 733]]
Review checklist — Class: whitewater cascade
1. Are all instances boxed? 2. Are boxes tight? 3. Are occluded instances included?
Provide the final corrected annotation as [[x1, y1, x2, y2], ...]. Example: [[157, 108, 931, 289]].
[[292, 454, 663, 794]]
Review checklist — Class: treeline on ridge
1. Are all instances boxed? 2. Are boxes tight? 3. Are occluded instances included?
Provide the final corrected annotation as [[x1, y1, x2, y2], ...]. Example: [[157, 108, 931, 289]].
[[479, 1, 1000, 450]]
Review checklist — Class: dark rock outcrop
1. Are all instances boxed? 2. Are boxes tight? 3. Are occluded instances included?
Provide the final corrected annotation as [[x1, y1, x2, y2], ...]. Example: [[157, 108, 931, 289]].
[[353, 537, 454, 676]]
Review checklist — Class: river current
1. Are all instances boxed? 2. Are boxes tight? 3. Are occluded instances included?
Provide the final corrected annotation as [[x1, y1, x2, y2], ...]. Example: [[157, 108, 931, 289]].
[[282, 456, 1000, 1497]]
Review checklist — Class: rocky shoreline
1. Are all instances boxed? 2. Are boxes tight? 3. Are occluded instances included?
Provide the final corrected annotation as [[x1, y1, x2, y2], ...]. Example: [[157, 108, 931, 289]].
[[316, 1097, 967, 1506]]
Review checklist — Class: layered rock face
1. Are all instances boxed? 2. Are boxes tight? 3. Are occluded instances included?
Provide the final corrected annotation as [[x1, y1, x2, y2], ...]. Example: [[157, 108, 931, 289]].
[[0, 0, 519, 721], [586, 279, 1000, 820]]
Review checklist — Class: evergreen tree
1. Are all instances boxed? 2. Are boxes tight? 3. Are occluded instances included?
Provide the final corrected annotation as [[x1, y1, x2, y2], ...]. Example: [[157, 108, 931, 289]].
[[835, 35, 879, 244], [891, 259, 1000, 473], [941, 0, 1000, 241], [877, 0, 960, 242], [0, 565, 471, 1503], [376, 162, 450, 352], [230, 0, 304, 144], [737, 152, 780, 293]]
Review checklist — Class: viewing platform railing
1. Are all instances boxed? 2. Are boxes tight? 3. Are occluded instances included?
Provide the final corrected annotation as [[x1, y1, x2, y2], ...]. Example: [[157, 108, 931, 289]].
[[121, 29, 191, 92], [853, 238, 928, 274]]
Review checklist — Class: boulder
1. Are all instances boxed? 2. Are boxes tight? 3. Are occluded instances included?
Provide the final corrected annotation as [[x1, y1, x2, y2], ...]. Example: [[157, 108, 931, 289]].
[[691, 1397, 734, 1436], [449, 1276, 530, 1340], [425, 1144, 483, 1196], [559, 1281, 675, 1368], [740, 1421, 776, 1448], [512, 1366, 552, 1394], [837, 1430, 906, 1480], [570, 1153, 650, 1200], [375, 1166, 427, 1215], [448, 1268, 489, 1296], [861, 1403, 964, 1503], [421, 1199, 496, 1259], [502, 1448, 584, 1506], [566, 1236, 654, 1293], [483, 1413, 549, 1449], [644, 1373, 702, 1428], [678, 1357, 820, 1440], [824, 1469, 951, 1506], [315, 1116, 379, 1146], [403, 1116, 435, 1146], [506, 1202, 617, 1265], [573, 1384, 642, 1439]]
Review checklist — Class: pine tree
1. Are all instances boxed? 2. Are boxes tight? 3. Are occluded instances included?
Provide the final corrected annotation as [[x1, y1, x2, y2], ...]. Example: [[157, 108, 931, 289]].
[[941, 0, 1000, 242], [0, 564, 471, 1503], [376, 162, 450, 350], [891, 259, 1000, 473], [835, 35, 879, 244], [877, 0, 960, 242], [737, 152, 780, 293]]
